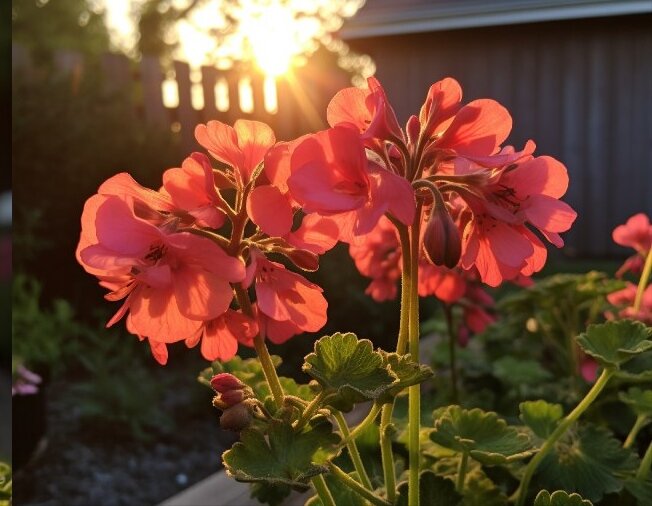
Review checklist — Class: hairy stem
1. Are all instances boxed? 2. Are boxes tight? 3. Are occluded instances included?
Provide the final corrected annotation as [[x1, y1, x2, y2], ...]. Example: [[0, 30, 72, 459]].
[[333, 411, 373, 490], [514, 368, 615, 506], [443, 304, 459, 404], [380, 405, 397, 504], [456, 451, 469, 493], [347, 403, 382, 442], [312, 474, 336, 506], [634, 248, 652, 313], [295, 391, 327, 430], [234, 284, 284, 409], [624, 415, 649, 449], [328, 462, 392, 506], [636, 440, 652, 480], [407, 204, 423, 506]]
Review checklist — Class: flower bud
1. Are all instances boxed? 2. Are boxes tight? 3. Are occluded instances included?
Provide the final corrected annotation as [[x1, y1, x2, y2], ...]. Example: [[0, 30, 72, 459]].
[[220, 403, 253, 431], [210, 373, 245, 393], [406, 115, 421, 146], [220, 388, 247, 407], [423, 206, 461, 269], [284, 247, 319, 272]]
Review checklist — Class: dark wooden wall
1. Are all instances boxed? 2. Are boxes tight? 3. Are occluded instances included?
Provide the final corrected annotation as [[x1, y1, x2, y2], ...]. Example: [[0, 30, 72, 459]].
[[347, 14, 652, 257]]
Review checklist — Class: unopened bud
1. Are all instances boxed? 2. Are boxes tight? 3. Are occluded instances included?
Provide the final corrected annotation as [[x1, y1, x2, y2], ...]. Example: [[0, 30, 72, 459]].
[[284, 248, 319, 272], [406, 115, 421, 146], [220, 403, 253, 431], [221, 389, 247, 407], [423, 206, 461, 269], [210, 373, 245, 393]]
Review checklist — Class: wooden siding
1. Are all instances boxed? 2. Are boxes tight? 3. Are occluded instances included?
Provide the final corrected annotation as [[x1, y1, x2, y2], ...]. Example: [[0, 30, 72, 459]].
[[347, 14, 652, 257]]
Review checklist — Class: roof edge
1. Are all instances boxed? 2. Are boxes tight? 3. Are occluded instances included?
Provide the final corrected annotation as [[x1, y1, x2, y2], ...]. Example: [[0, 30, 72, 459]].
[[340, 0, 652, 40]]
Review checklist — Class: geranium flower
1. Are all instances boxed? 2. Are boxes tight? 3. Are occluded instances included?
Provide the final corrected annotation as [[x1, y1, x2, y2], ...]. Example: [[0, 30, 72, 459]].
[[244, 248, 327, 341], [459, 155, 576, 286], [161, 152, 226, 229], [77, 193, 245, 344], [606, 282, 652, 325], [195, 119, 276, 187], [612, 213, 652, 277], [287, 126, 415, 240]]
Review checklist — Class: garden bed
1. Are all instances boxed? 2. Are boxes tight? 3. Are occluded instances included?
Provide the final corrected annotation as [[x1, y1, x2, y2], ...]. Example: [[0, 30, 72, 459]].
[[12, 353, 236, 506]]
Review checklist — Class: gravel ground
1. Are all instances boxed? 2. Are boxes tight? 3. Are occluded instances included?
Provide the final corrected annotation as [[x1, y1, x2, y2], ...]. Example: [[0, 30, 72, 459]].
[[12, 356, 237, 506]]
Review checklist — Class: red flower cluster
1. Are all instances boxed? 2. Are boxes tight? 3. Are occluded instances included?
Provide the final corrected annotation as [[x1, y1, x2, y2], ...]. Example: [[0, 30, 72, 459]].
[[77, 77, 577, 363], [607, 213, 652, 324]]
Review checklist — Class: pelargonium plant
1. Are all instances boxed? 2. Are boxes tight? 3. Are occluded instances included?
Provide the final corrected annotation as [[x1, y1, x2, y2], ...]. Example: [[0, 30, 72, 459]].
[[77, 77, 652, 506]]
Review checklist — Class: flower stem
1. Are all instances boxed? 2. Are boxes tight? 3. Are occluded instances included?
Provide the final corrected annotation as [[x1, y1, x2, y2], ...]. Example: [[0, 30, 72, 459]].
[[513, 367, 615, 506], [636, 440, 652, 480], [333, 411, 373, 490], [407, 205, 423, 506], [312, 474, 336, 506], [347, 402, 382, 442], [634, 248, 652, 313], [443, 304, 459, 404], [456, 451, 469, 493], [379, 405, 397, 503], [295, 391, 327, 430], [328, 462, 392, 506], [624, 415, 649, 449], [234, 284, 284, 409]]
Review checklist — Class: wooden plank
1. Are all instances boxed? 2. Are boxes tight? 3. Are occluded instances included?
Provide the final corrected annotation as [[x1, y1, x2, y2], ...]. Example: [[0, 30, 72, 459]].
[[250, 71, 266, 117], [140, 56, 168, 126], [100, 53, 132, 94], [536, 36, 562, 158], [174, 60, 198, 152], [512, 33, 537, 149], [633, 30, 652, 218], [560, 34, 586, 255], [609, 32, 635, 255], [586, 34, 610, 256], [200, 66, 218, 120]]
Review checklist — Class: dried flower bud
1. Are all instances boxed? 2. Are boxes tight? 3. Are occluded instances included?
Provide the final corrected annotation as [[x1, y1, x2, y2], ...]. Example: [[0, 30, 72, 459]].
[[423, 206, 461, 269], [219, 403, 253, 432], [210, 373, 245, 393]]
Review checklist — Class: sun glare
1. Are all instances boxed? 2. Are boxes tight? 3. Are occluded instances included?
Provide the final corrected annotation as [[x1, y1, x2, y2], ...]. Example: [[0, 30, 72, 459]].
[[239, 3, 305, 77]]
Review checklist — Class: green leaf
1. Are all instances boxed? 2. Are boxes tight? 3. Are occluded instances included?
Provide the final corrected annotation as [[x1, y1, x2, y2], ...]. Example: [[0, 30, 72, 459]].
[[462, 467, 509, 506], [533, 490, 593, 506], [536, 424, 639, 502], [249, 482, 292, 506], [493, 356, 552, 387], [624, 477, 652, 506], [620, 387, 652, 418], [429, 405, 533, 465], [520, 400, 563, 439], [396, 471, 461, 506], [378, 351, 434, 403], [575, 320, 652, 369], [222, 416, 340, 491], [303, 333, 396, 411]]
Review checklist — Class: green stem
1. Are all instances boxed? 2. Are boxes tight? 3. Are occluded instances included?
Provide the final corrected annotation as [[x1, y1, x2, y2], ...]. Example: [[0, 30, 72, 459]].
[[456, 452, 469, 493], [443, 304, 459, 404], [636, 440, 652, 480], [234, 284, 284, 409], [295, 391, 327, 430], [312, 474, 336, 506], [514, 368, 615, 506], [407, 205, 423, 506], [624, 415, 649, 449], [333, 411, 373, 491], [347, 402, 382, 442], [328, 463, 392, 506], [377, 219, 413, 504], [634, 248, 652, 313], [380, 405, 397, 504]]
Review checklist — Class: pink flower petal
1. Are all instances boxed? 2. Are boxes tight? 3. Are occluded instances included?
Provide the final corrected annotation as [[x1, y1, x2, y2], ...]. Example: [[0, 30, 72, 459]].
[[247, 185, 294, 237]]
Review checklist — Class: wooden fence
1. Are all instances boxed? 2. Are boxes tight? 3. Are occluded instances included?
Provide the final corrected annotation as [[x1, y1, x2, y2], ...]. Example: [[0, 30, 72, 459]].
[[348, 14, 652, 257], [12, 44, 350, 153]]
